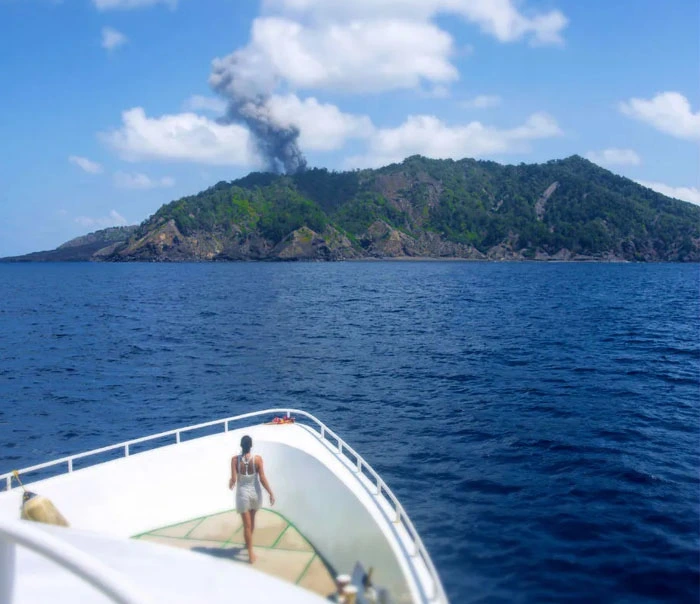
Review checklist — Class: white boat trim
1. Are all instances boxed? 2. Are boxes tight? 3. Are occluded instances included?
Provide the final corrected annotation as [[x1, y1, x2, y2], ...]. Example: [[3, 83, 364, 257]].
[[0, 518, 146, 604], [1, 408, 448, 603], [2, 517, 329, 604]]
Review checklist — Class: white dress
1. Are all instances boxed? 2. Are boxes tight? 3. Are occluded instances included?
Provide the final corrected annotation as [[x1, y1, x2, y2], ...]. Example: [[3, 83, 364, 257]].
[[235, 454, 262, 513]]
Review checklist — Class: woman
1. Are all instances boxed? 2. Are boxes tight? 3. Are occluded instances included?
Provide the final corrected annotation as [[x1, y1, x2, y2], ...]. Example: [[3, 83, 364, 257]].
[[228, 435, 275, 563]]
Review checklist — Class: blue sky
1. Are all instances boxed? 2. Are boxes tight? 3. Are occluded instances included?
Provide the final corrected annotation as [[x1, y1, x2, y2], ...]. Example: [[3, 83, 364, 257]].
[[1, 0, 698, 256]]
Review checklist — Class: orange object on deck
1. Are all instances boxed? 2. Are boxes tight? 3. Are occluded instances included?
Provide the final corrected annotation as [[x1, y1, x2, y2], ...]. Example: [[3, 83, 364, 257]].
[[268, 416, 296, 425]]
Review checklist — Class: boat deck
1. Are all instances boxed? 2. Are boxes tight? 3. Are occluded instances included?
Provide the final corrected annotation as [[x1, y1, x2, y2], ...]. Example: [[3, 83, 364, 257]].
[[133, 508, 337, 598]]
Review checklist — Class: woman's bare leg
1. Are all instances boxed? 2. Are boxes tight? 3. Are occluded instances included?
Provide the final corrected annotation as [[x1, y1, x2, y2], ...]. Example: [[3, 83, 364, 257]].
[[250, 509, 257, 535], [241, 511, 256, 563]]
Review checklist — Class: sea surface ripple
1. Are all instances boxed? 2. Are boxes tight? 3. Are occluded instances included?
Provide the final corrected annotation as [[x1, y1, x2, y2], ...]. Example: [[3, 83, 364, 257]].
[[0, 262, 698, 603]]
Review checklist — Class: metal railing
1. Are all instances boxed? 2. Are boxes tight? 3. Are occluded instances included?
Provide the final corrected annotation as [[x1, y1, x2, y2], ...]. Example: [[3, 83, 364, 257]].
[[0, 518, 148, 603], [1, 408, 447, 603], [291, 410, 447, 603]]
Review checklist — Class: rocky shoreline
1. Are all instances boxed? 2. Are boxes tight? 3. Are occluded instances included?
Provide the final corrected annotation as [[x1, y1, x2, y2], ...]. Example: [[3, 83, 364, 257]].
[[0, 218, 681, 263]]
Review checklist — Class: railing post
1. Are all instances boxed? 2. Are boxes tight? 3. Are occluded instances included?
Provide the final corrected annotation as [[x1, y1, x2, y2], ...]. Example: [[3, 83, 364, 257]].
[[224, 421, 229, 433], [68, 459, 73, 473], [125, 444, 130, 458], [0, 538, 15, 604], [356, 459, 361, 473], [338, 441, 343, 455], [5, 476, 10, 492], [176, 431, 181, 444]]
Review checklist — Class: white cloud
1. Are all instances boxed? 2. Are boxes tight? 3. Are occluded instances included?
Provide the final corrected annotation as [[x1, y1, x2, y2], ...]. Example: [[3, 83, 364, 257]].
[[636, 180, 700, 206], [263, 0, 568, 46], [69, 155, 103, 174], [182, 95, 227, 114], [424, 85, 452, 99], [100, 1, 567, 172], [456, 0, 567, 46], [104, 96, 370, 164], [207, 0, 566, 130], [103, 101, 562, 169], [113, 171, 175, 189], [347, 111, 562, 167], [191, 0, 567, 173], [101, 27, 127, 51], [620, 92, 700, 140], [585, 148, 641, 167], [101, 107, 257, 166], [102, 99, 564, 171], [461, 94, 502, 109], [75, 210, 129, 229], [212, 17, 458, 96], [267, 94, 374, 150], [93, 0, 175, 10]]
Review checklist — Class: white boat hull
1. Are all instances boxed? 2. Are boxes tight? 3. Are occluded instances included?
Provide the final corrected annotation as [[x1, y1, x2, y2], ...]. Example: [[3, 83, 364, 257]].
[[0, 410, 447, 603]]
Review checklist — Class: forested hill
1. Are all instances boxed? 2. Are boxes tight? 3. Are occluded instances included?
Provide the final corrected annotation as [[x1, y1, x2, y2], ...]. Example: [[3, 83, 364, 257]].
[[5, 156, 699, 262]]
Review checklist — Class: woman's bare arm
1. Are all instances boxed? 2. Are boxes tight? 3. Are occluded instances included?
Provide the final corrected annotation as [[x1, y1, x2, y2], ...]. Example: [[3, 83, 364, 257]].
[[229, 455, 238, 490], [256, 456, 275, 505]]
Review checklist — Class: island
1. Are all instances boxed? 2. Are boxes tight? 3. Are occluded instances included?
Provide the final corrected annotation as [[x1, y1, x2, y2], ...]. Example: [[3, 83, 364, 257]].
[[4, 155, 698, 262]]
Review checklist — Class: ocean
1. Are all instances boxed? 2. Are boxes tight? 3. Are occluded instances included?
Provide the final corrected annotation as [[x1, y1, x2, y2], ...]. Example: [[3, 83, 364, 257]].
[[0, 261, 698, 603]]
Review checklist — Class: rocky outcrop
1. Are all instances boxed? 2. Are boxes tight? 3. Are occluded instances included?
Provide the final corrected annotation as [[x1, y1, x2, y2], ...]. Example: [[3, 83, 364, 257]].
[[360, 221, 416, 257], [216, 232, 272, 261], [372, 171, 443, 226], [535, 182, 558, 221], [97, 222, 359, 262], [110, 220, 209, 261], [359, 221, 484, 259], [272, 226, 359, 261], [106, 220, 266, 262]]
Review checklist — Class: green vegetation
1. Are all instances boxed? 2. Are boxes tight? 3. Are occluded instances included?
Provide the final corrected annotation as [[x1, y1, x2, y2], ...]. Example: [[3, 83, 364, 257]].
[[256, 185, 327, 243], [139, 180, 327, 244], [135, 155, 700, 261], [333, 192, 407, 234]]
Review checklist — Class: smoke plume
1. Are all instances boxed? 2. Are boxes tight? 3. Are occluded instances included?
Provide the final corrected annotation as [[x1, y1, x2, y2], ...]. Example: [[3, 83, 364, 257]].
[[209, 54, 307, 174]]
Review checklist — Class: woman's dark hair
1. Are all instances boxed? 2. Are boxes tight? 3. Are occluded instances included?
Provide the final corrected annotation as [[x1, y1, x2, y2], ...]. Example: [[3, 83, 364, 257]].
[[241, 435, 252, 455]]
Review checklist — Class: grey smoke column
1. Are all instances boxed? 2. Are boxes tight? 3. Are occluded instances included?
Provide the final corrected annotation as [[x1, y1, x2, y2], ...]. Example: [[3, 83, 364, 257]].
[[210, 54, 307, 174]]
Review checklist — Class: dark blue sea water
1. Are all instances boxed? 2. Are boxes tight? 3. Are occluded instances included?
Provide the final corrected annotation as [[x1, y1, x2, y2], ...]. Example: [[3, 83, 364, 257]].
[[0, 262, 698, 603]]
